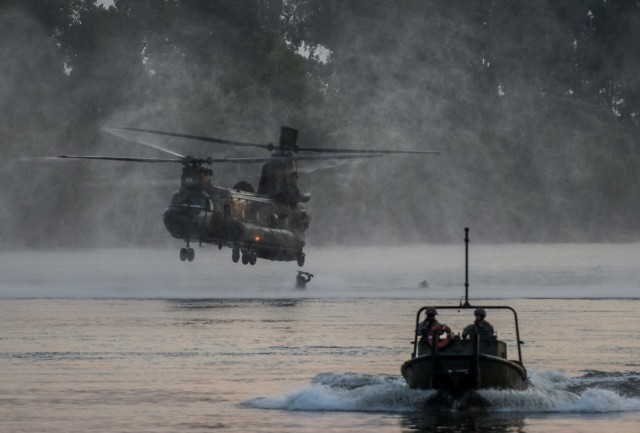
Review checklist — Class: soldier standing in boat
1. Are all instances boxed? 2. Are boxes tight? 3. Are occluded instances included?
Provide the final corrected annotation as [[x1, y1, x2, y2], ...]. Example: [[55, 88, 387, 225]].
[[462, 307, 495, 339], [417, 307, 440, 337]]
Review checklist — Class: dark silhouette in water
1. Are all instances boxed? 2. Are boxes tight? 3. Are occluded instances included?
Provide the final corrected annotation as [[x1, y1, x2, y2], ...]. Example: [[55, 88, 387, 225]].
[[296, 271, 313, 289]]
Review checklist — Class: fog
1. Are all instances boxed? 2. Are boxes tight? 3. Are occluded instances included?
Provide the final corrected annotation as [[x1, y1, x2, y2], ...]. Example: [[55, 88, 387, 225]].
[[2, 2, 640, 251], [1, 243, 638, 299]]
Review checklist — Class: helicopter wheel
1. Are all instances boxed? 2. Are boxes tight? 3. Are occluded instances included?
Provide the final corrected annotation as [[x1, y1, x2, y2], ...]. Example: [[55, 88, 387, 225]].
[[187, 248, 195, 262], [248, 250, 257, 266], [232, 248, 240, 263], [241, 251, 249, 265], [180, 248, 188, 262], [297, 252, 305, 267]]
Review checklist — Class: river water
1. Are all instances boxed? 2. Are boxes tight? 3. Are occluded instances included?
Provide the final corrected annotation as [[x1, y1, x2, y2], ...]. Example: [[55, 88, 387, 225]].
[[1, 244, 639, 432]]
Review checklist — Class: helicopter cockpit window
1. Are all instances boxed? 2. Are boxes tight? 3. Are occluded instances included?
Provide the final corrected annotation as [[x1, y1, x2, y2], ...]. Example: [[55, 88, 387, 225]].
[[169, 191, 211, 209], [188, 192, 211, 209], [192, 197, 205, 209], [169, 191, 181, 207]]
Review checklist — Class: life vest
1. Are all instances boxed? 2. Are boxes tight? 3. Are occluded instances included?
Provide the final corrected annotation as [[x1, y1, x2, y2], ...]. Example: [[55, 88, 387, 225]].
[[426, 324, 453, 350]]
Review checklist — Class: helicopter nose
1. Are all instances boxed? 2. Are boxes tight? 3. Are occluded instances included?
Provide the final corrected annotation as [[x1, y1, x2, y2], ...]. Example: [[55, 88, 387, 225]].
[[163, 207, 200, 239]]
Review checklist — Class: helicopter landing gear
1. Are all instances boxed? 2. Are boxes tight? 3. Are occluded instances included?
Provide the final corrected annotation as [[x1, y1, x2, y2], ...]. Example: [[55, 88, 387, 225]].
[[240, 249, 257, 265], [297, 252, 305, 267], [232, 248, 240, 263], [180, 247, 195, 262]]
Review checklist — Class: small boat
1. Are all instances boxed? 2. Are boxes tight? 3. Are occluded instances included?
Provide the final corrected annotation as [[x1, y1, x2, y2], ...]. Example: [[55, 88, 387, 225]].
[[401, 306, 528, 395], [401, 229, 528, 396]]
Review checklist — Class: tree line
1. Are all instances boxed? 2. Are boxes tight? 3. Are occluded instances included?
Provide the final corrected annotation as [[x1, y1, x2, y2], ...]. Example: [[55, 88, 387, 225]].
[[1, 0, 639, 247]]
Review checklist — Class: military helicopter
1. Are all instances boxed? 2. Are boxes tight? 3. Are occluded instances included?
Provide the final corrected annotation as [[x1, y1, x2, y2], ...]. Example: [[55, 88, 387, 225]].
[[55, 126, 437, 266]]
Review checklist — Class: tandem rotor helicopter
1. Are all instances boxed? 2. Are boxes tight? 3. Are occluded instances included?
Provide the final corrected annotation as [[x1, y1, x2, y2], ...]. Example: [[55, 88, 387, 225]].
[[55, 126, 437, 266]]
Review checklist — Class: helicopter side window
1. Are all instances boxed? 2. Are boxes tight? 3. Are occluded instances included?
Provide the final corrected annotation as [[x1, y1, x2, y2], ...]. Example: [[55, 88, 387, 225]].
[[299, 210, 310, 230], [279, 214, 289, 228]]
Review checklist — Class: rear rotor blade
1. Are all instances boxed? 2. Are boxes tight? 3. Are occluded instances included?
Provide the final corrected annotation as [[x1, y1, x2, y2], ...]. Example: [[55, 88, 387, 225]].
[[284, 153, 383, 161], [297, 146, 439, 155], [208, 157, 271, 164], [206, 154, 382, 164], [114, 127, 273, 151], [211, 154, 383, 163]]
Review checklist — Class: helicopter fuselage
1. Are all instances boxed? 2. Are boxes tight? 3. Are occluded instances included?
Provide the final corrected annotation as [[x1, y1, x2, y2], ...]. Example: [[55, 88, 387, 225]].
[[163, 164, 309, 265], [53, 125, 435, 267]]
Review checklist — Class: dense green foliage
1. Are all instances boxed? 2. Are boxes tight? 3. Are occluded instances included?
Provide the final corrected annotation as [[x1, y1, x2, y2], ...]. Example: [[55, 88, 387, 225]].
[[2, 0, 640, 247]]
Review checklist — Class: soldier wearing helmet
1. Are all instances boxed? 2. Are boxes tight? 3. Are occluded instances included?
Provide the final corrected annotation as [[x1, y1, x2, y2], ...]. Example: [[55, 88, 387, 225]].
[[462, 307, 495, 340], [417, 307, 440, 338]]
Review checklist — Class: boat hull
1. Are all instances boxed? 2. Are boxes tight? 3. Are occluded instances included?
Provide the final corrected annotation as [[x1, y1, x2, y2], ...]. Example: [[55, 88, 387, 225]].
[[401, 353, 527, 395]]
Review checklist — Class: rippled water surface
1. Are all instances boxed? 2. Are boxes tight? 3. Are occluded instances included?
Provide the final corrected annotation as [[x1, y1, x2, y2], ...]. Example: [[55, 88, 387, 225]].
[[1, 245, 639, 432]]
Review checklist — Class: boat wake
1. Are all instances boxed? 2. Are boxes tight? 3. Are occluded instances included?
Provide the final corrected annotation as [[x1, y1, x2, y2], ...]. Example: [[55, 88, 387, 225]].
[[243, 370, 640, 414]]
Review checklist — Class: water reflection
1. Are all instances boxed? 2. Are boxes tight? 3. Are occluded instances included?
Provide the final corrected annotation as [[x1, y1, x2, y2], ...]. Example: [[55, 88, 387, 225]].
[[260, 299, 302, 308], [167, 298, 302, 311], [401, 411, 526, 433], [167, 298, 249, 310]]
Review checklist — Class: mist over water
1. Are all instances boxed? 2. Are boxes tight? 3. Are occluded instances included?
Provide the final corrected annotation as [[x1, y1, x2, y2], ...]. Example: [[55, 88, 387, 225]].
[[1, 243, 638, 299]]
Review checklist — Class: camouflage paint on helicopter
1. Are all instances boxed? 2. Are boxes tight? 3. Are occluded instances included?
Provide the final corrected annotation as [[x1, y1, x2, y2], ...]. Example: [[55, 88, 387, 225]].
[[164, 156, 310, 266], [54, 126, 437, 266]]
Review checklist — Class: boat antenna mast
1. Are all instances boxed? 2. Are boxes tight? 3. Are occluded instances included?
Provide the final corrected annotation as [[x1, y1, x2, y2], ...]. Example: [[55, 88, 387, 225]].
[[463, 227, 471, 307]]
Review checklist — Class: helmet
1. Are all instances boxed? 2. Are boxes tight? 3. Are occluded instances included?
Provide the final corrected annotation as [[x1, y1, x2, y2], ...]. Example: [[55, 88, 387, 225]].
[[474, 308, 486, 318], [426, 307, 438, 317]]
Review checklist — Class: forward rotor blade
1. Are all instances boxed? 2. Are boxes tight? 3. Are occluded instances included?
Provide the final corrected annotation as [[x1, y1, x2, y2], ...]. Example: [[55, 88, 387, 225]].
[[41, 153, 381, 165], [104, 128, 186, 158], [55, 155, 184, 163], [114, 127, 272, 151]]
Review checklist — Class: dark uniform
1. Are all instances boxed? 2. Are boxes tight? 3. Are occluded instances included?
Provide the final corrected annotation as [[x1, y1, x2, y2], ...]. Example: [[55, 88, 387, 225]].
[[417, 307, 441, 338], [462, 307, 495, 339], [296, 271, 313, 289]]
